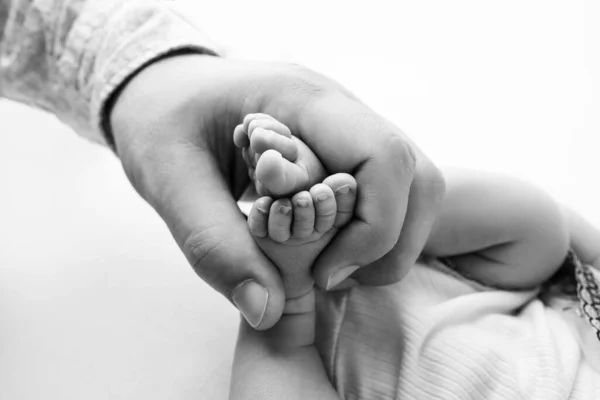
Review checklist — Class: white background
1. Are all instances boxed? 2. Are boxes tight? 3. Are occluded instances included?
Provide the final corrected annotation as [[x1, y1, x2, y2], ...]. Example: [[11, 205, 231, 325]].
[[0, 1, 598, 399]]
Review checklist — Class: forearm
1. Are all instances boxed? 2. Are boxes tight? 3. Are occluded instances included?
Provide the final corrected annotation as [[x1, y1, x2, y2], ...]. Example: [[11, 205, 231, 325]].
[[0, 0, 219, 148]]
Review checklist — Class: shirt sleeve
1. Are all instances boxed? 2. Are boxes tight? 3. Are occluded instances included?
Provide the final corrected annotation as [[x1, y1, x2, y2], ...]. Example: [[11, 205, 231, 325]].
[[0, 0, 220, 148]]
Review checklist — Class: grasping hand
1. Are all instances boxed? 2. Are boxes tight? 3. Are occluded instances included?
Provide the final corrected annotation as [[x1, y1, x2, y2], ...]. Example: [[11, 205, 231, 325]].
[[109, 55, 445, 330]]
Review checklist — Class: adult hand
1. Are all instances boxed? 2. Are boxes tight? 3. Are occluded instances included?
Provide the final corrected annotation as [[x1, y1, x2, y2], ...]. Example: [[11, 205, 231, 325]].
[[109, 54, 445, 330]]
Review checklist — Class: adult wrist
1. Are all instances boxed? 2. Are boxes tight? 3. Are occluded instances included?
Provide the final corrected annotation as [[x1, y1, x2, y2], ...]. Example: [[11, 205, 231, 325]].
[[103, 49, 218, 151], [88, 1, 222, 151]]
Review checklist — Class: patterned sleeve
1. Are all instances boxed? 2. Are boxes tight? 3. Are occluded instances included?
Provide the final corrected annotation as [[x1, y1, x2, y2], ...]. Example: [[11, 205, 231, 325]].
[[0, 0, 220, 148]]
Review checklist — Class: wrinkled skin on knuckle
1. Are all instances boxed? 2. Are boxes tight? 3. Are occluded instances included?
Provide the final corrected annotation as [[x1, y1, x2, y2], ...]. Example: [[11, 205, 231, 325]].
[[388, 135, 417, 176], [281, 77, 329, 112], [286, 62, 360, 101], [348, 111, 387, 141], [260, 63, 333, 113], [288, 77, 328, 104]]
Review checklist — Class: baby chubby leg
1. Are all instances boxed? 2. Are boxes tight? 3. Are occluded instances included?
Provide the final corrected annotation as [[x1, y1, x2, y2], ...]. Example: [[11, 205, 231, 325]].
[[247, 173, 357, 347]]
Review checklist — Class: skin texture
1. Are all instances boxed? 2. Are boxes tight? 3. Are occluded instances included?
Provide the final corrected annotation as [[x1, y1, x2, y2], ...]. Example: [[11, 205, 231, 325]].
[[109, 54, 445, 330], [424, 167, 571, 289], [231, 116, 572, 399], [231, 115, 356, 400], [232, 164, 577, 400], [235, 114, 358, 350]]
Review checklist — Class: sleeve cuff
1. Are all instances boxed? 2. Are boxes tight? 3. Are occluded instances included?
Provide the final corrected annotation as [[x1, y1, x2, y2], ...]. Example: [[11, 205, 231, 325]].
[[87, 2, 220, 149]]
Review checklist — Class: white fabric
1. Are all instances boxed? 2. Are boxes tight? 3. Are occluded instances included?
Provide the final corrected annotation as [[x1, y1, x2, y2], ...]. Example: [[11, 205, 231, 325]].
[[0, 0, 219, 148], [316, 259, 600, 400]]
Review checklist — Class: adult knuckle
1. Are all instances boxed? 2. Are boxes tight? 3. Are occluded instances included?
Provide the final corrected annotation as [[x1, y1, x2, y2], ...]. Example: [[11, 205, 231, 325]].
[[288, 77, 328, 102], [389, 137, 417, 175], [277, 63, 332, 99]]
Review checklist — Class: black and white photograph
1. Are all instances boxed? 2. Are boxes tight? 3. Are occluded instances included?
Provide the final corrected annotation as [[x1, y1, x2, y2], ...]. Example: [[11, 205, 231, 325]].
[[0, 1, 598, 399]]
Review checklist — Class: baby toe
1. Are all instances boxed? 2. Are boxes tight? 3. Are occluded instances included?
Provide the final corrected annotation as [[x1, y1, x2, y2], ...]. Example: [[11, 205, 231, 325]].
[[256, 149, 309, 197], [268, 198, 293, 243], [310, 184, 337, 234], [291, 191, 315, 239], [243, 113, 275, 135], [250, 127, 298, 161], [233, 124, 250, 148], [254, 179, 268, 197], [322, 173, 357, 229], [242, 147, 251, 167], [247, 116, 292, 139], [248, 197, 273, 238], [247, 145, 258, 168]]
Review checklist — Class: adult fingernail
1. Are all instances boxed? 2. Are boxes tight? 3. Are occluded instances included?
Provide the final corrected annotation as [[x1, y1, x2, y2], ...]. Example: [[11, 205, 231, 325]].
[[326, 265, 360, 290], [232, 280, 269, 328]]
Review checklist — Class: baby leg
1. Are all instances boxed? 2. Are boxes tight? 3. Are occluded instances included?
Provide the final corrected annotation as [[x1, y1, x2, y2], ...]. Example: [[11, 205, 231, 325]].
[[246, 173, 357, 347]]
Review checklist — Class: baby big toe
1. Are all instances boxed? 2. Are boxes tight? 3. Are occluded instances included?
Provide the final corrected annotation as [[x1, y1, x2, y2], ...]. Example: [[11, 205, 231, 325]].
[[246, 115, 292, 139], [256, 150, 309, 197], [310, 184, 337, 234], [243, 113, 276, 133], [268, 198, 293, 243], [322, 173, 357, 229], [248, 197, 273, 239], [291, 191, 315, 239]]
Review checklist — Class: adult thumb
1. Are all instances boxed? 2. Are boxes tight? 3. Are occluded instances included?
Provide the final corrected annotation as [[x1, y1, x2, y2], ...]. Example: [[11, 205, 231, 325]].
[[127, 141, 286, 330]]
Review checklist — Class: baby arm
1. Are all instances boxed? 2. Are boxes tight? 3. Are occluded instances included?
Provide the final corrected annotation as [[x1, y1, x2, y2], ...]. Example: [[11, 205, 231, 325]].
[[424, 166, 570, 289]]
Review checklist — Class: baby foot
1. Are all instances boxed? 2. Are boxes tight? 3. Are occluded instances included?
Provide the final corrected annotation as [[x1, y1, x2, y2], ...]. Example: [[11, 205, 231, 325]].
[[233, 113, 327, 197], [247, 173, 357, 347]]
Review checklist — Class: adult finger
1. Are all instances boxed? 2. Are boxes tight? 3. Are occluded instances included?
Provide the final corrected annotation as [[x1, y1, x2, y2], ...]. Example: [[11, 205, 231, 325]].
[[282, 93, 418, 290], [125, 137, 286, 330], [353, 150, 445, 285]]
